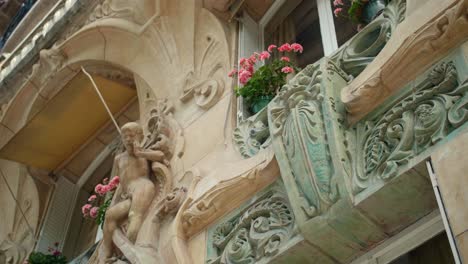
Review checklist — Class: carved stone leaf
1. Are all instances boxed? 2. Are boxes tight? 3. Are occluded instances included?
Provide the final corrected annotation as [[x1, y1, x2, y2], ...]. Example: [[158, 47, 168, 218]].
[[354, 61, 467, 191], [282, 100, 337, 216], [208, 190, 294, 264]]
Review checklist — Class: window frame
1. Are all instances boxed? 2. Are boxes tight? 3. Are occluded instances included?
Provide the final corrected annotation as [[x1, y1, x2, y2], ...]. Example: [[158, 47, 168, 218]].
[[236, 0, 341, 122]]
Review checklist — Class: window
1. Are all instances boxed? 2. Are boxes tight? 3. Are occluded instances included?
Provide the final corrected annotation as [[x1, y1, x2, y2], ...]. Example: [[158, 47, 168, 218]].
[[264, 0, 324, 68], [236, 0, 360, 120], [390, 233, 456, 264]]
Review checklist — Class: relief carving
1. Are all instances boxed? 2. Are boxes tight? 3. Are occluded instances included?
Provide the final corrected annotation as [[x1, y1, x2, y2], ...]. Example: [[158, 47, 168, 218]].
[[95, 98, 185, 263], [180, 39, 225, 110], [332, 0, 406, 77], [29, 47, 67, 87], [87, 0, 154, 25], [207, 188, 295, 264], [0, 168, 41, 264], [268, 63, 339, 220], [233, 108, 270, 158], [179, 9, 229, 110], [344, 0, 468, 119], [353, 61, 468, 193]]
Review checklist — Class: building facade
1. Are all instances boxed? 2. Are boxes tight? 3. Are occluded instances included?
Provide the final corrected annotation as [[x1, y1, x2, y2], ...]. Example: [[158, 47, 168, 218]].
[[0, 0, 467, 263]]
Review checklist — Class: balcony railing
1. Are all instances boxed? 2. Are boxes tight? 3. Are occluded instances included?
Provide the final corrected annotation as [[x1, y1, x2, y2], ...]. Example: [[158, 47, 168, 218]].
[[0, 0, 36, 49]]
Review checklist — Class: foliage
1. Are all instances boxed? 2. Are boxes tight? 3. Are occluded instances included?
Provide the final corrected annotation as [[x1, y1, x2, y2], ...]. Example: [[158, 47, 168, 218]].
[[81, 176, 120, 228], [97, 195, 113, 228], [27, 243, 67, 264], [333, 0, 371, 24], [235, 59, 298, 104], [229, 43, 303, 109]]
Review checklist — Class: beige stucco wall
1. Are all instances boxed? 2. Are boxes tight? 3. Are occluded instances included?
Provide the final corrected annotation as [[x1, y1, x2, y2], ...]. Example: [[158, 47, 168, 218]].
[[432, 130, 468, 262]]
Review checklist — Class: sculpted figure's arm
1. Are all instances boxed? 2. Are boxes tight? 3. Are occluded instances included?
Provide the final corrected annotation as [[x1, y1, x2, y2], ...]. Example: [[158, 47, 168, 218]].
[[111, 155, 123, 202], [133, 142, 165, 162]]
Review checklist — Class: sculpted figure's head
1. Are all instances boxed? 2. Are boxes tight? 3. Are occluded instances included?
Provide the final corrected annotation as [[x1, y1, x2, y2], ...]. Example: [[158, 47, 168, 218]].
[[121, 122, 144, 152]]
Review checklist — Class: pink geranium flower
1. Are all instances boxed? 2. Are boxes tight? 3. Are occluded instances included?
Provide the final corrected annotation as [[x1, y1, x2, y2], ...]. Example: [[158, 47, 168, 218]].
[[291, 43, 304, 53], [102, 178, 109, 184], [89, 207, 99, 218], [259, 51, 270, 60], [82, 204, 92, 216], [333, 0, 343, 6], [110, 176, 120, 185], [239, 57, 250, 68], [280, 56, 290, 62], [281, 66, 294, 73], [278, 43, 292, 52], [249, 54, 257, 64], [334, 8, 343, 17], [88, 195, 97, 202], [95, 184, 104, 195], [228, 69, 237, 77], [267, 44, 277, 53], [238, 69, 252, 85]]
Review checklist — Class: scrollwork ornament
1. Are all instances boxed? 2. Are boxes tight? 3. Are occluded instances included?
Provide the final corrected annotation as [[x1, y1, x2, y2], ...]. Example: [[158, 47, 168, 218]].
[[353, 61, 468, 193], [208, 190, 294, 264]]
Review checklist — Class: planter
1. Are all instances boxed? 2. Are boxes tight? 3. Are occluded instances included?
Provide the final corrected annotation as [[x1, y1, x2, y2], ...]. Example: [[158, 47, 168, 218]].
[[362, 0, 387, 24], [250, 95, 274, 114]]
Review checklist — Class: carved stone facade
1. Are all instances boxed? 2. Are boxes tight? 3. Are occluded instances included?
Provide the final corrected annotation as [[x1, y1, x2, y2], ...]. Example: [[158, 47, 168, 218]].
[[206, 185, 296, 264], [0, 0, 467, 263]]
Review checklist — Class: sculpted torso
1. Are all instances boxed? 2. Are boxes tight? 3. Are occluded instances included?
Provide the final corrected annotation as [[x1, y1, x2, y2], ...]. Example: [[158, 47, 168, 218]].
[[99, 122, 165, 263], [115, 152, 153, 199]]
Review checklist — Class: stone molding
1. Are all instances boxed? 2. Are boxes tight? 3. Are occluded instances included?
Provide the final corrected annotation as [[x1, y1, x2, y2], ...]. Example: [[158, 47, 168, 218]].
[[261, 51, 467, 261], [206, 184, 296, 264], [342, 0, 468, 123], [353, 60, 468, 194], [232, 107, 270, 158], [181, 149, 279, 238]]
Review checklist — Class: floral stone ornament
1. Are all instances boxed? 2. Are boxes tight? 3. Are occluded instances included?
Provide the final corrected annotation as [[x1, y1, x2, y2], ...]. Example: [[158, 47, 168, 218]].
[[81, 176, 120, 227], [333, 0, 387, 25], [228, 43, 302, 114]]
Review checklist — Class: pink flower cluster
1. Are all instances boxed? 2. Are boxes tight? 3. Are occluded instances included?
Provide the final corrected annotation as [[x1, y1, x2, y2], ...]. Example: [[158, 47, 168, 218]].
[[82, 176, 120, 219], [333, 0, 345, 17], [94, 176, 120, 196], [228, 43, 303, 85], [47, 242, 62, 257]]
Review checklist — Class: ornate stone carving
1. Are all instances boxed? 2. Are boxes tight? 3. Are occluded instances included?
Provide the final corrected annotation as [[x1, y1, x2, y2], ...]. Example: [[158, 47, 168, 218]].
[[0, 168, 41, 264], [87, 0, 153, 25], [207, 188, 295, 264], [97, 97, 185, 263], [181, 149, 279, 238], [343, 0, 468, 121], [332, 0, 406, 77], [29, 47, 66, 86], [180, 71, 224, 110], [233, 108, 270, 158], [268, 62, 339, 220], [179, 9, 229, 110], [353, 61, 468, 193]]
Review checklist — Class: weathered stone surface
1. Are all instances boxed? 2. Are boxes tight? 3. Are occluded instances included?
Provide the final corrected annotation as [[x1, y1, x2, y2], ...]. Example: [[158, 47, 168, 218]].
[[342, 0, 468, 123], [432, 130, 468, 263]]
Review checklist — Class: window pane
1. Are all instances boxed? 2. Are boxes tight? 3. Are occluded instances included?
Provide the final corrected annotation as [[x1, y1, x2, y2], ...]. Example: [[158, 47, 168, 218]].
[[333, 11, 358, 47], [264, 0, 324, 68]]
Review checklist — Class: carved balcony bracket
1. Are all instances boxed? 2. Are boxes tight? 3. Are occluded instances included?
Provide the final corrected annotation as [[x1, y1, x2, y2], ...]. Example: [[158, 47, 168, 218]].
[[267, 59, 353, 224], [331, 0, 406, 78], [233, 107, 271, 158], [206, 184, 297, 264], [352, 57, 468, 194], [343, 0, 468, 122]]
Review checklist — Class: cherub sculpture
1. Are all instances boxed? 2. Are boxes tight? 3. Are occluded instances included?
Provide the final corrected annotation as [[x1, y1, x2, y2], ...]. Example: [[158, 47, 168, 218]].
[[99, 122, 166, 263]]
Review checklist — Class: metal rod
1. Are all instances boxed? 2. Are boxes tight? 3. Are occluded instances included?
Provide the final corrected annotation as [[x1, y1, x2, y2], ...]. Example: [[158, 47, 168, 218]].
[[426, 160, 462, 264], [81, 66, 122, 136]]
